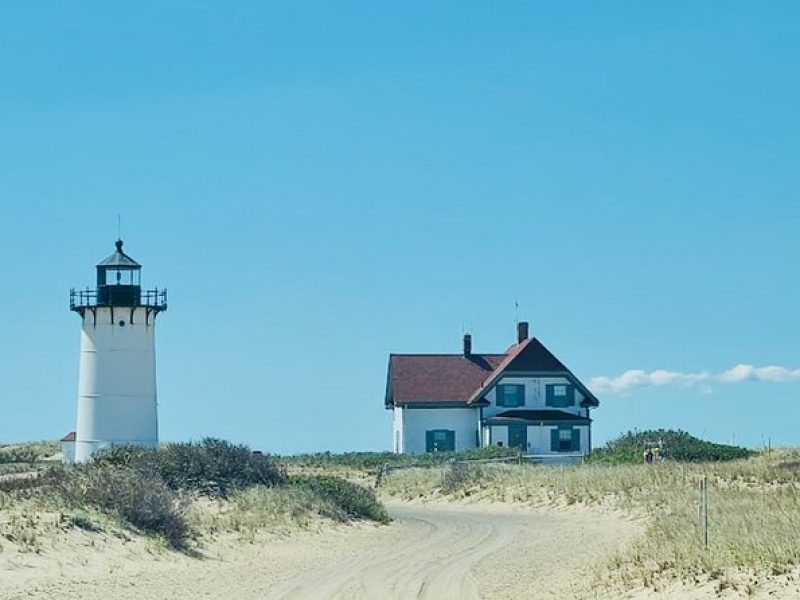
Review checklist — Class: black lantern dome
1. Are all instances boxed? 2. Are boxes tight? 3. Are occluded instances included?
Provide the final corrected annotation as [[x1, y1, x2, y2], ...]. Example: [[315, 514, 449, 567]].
[[70, 240, 167, 314]]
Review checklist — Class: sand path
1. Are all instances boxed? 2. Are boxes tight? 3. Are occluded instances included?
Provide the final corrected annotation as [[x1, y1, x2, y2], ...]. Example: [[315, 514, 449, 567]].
[[0, 501, 639, 599]]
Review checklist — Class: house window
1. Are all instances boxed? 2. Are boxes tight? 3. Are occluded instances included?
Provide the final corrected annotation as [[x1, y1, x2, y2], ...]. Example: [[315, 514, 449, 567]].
[[426, 429, 455, 452], [496, 384, 525, 407], [546, 384, 574, 407], [550, 426, 581, 452], [558, 428, 572, 451]]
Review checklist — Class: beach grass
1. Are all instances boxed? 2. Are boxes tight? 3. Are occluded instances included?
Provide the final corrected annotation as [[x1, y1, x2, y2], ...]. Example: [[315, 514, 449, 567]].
[[380, 450, 800, 593], [0, 439, 391, 556]]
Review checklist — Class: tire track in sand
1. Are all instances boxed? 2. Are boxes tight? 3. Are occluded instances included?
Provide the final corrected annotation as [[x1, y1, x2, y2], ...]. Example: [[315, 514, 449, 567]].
[[267, 502, 611, 600]]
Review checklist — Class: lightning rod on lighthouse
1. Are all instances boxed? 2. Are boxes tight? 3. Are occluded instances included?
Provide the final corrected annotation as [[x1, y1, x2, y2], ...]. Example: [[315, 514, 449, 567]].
[[69, 240, 167, 463]]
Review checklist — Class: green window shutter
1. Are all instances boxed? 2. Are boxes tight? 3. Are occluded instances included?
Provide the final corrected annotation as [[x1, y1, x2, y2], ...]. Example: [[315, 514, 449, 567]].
[[514, 384, 525, 407], [426, 431, 434, 452], [546, 384, 567, 407], [547, 384, 574, 408], [571, 427, 581, 452], [550, 428, 559, 452], [499, 384, 524, 407], [564, 385, 575, 407]]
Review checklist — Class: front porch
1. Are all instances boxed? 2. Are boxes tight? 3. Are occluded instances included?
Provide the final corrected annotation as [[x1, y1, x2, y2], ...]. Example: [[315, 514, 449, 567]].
[[481, 409, 591, 459]]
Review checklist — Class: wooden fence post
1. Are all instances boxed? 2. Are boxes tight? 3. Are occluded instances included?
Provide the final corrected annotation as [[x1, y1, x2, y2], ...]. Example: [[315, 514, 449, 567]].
[[700, 475, 709, 550], [374, 462, 388, 488]]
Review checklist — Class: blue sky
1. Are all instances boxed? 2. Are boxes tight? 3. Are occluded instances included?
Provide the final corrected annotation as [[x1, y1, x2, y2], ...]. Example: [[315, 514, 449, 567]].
[[1, 2, 798, 453]]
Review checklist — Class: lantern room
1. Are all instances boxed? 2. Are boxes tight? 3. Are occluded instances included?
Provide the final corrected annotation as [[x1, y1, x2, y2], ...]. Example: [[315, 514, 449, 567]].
[[96, 240, 142, 306], [70, 239, 167, 313]]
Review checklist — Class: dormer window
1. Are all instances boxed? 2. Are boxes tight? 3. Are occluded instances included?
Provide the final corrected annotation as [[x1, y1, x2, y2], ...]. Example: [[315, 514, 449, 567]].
[[546, 383, 574, 407], [496, 384, 525, 407]]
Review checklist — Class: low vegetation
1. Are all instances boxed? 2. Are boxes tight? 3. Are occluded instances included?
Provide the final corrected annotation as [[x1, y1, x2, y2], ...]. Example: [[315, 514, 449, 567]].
[[0, 438, 390, 553], [281, 445, 518, 472], [0, 441, 59, 477], [588, 429, 755, 464], [292, 475, 390, 524], [0, 442, 58, 464], [59, 464, 192, 548], [93, 439, 287, 498]]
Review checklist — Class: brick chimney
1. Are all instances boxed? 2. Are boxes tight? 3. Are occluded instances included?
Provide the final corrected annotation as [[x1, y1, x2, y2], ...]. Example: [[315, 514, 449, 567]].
[[463, 333, 472, 357], [517, 321, 529, 344]]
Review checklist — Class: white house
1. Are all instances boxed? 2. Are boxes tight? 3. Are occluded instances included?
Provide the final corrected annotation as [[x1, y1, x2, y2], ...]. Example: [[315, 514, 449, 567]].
[[385, 322, 600, 463]]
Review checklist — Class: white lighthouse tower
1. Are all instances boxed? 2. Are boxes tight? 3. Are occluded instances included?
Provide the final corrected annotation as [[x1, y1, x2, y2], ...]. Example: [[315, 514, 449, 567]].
[[69, 240, 167, 463]]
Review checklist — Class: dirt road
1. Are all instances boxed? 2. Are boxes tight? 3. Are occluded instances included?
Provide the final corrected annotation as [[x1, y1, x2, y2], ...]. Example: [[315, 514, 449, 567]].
[[1, 502, 639, 600], [269, 502, 638, 599]]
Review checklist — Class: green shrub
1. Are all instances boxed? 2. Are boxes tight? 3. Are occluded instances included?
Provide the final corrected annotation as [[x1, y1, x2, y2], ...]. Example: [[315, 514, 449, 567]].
[[441, 461, 488, 494], [0, 442, 58, 465], [0, 448, 37, 464], [68, 510, 103, 532], [589, 429, 754, 464], [96, 439, 287, 498], [291, 475, 391, 524], [283, 446, 519, 471], [2, 439, 393, 551], [59, 465, 190, 549]]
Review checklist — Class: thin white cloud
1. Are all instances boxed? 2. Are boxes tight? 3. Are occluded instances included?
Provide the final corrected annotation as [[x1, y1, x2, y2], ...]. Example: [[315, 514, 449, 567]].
[[590, 363, 800, 395]]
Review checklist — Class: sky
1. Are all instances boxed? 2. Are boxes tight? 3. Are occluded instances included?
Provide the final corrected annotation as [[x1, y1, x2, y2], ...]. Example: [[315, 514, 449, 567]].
[[1, 2, 799, 453]]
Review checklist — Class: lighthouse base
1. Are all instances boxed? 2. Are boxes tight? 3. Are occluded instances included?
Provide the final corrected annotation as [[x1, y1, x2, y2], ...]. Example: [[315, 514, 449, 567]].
[[73, 439, 158, 463]]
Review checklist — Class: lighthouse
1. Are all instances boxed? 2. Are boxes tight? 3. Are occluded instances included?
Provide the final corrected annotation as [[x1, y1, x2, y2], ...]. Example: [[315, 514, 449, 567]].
[[69, 240, 167, 463]]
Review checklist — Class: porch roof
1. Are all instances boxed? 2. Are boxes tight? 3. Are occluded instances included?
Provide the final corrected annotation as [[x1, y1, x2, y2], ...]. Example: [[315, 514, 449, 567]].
[[485, 409, 591, 424]]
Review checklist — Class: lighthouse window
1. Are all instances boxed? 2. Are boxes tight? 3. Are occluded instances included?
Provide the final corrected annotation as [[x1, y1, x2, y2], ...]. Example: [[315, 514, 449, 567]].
[[118, 320, 126, 327], [104, 269, 139, 286]]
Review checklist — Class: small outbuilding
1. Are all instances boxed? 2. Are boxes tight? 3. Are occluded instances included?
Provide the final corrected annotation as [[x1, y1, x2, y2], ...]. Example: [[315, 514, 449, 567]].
[[60, 431, 76, 464]]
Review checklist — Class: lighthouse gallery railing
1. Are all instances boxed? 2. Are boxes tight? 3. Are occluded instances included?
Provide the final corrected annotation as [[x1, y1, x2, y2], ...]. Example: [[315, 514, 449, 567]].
[[70, 288, 168, 310]]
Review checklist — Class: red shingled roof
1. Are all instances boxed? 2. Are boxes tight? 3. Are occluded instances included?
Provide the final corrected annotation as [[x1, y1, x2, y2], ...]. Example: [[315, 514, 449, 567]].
[[60, 431, 76, 442], [386, 354, 505, 406]]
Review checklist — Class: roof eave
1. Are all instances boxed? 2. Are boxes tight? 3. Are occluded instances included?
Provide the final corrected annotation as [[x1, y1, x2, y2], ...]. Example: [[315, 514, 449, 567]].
[[392, 400, 481, 407]]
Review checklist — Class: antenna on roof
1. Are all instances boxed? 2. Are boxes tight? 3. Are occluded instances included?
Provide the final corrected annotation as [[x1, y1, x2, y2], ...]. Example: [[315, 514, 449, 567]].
[[514, 300, 519, 325]]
